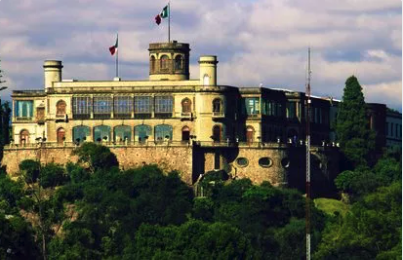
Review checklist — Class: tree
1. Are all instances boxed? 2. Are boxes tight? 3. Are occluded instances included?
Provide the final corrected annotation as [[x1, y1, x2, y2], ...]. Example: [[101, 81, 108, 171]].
[[313, 182, 401, 260], [40, 163, 66, 189], [336, 76, 375, 168], [73, 143, 119, 172], [0, 60, 10, 162]]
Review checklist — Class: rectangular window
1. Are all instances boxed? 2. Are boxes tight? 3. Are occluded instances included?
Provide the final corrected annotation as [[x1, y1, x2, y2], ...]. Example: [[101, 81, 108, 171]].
[[286, 102, 296, 119], [319, 108, 322, 124], [391, 123, 394, 136], [396, 124, 399, 138], [93, 96, 112, 119], [154, 96, 173, 118], [277, 103, 282, 117], [72, 96, 91, 119], [385, 122, 389, 136], [14, 100, 34, 119], [134, 96, 152, 118], [114, 96, 133, 118], [245, 97, 260, 116], [267, 101, 273, 116]]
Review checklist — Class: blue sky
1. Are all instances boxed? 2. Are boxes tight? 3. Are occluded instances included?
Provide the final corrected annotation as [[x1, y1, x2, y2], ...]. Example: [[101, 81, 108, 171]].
[[0, 0, 401, 110]]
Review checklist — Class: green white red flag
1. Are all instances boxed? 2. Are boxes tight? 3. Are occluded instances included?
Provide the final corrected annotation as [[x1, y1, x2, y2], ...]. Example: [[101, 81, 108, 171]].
[[109, 34, 118, 55], [155, 4, 169, 25]]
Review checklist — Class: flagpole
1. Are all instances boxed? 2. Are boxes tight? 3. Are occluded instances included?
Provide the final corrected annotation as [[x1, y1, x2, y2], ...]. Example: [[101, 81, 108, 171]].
[[116, 33, 119, 78], [168, 1, 170, 43]]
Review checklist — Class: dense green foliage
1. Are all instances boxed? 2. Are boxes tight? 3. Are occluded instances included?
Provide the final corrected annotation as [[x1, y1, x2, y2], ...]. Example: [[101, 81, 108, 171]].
[[0, 142, 400, 259], [315, 152, 401, 259], [73, 142, 119, 172], [335, 155, 401, 201], [336, 76, 375, 168], [314, 182, 401, 259], [0, 172, 40, 259]]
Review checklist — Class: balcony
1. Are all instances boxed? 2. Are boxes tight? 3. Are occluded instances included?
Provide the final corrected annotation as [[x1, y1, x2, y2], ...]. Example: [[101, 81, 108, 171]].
[[181, 112, 192, 120], [15, 117, 33, 122], [36, 118, 45, 124], [212, 112, 225, 119]]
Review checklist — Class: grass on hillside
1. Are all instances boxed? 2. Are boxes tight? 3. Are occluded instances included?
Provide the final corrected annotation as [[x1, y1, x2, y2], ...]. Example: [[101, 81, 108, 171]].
[[314, 198, 349, 217]]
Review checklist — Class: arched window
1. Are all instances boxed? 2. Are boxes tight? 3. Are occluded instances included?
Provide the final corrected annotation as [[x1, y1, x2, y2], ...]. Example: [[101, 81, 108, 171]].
[[150, 56, 156, 72], [114, 125, 131, 143], [203, 74, 210, 86], [56, 100, 66, 117], [20, 129, 29, 144], [73, 126, 90, 143], [246, 126, 254, 143], [160, 55, 169, 70], [134, 125, 151, 142], [175, 55, 183, 70], [56, 128, 65, 144], [181, 98, 192, 113], [155, 124, 173, 141], [182, 126, 190, 141], [212, 125, 221, 142], [212, 98, 222, 114], [94, 125, 111, 142]]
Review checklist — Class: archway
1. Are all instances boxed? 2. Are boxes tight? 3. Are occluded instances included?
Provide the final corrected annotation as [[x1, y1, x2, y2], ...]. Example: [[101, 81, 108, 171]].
[[20, 129, 29, 144], [246, 126, 254, 143], [181, 98, 191, 113], [57, 128, 65, 144], [212, 125, 221, 142], [94, 125, 111, 142], [182, 126, 190, 141], [56, 100, 67, 117]]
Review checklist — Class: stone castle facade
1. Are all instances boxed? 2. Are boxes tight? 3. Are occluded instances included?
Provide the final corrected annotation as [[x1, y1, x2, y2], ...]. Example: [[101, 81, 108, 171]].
[[4, 41, 400, 187]]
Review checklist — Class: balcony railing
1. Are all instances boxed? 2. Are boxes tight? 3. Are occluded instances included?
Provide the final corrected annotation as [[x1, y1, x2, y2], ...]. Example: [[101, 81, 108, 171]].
[[15, 117, 33, 121], [181, 112, 192, 119], [5, 140, 337, 150], [212, 112, 225, 118]]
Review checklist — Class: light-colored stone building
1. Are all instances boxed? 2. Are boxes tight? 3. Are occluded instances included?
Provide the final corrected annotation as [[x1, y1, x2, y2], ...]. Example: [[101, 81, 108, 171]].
[[6, 41, 339, 187]]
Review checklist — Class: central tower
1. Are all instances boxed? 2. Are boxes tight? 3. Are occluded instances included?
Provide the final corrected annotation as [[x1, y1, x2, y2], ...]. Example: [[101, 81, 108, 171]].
[[148, 41, 190, 81]]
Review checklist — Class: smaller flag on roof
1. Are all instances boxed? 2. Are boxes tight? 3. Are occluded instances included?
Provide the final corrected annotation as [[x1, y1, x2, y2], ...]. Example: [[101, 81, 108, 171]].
[[155, 4, 169, 25], [109, 34, 118, 55]]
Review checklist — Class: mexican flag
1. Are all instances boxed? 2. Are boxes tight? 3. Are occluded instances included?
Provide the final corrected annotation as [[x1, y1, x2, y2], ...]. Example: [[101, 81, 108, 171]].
[[109, 34, 118, 55], [155, 4, 169, 25]]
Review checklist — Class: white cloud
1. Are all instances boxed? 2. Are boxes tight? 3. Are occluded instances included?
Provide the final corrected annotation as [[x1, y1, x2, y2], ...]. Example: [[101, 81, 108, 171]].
[[363, 81, 402, 109], [0, 0, 400, 111]]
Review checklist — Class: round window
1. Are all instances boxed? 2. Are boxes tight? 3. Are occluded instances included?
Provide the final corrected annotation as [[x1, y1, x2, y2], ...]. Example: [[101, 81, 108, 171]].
[[281, 158, 290, 168], [236, 157, 249, 167], [258, 157, 273, 168]]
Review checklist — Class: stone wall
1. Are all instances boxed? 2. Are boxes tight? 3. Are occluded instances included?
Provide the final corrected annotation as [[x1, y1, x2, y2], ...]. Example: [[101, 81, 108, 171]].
[[3, 144, 339, 189], [2, 145, 194, 184], [3, 147, 78, 178]]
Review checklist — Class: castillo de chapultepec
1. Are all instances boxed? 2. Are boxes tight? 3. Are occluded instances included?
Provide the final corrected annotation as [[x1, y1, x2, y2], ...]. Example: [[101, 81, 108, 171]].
[[4, 38, 402, 190]]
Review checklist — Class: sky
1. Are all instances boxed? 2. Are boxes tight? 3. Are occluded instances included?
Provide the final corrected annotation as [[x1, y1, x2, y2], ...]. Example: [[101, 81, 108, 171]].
[[0, 0, 401, 111]]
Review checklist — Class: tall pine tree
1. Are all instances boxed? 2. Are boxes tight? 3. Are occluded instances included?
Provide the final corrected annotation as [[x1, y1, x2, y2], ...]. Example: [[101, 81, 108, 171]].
[[0, 59, 10, 161], [336, 76, 375, 168]]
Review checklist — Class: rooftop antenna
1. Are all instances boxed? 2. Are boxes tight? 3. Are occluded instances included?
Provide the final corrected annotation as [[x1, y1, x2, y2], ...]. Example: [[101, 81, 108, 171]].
[[305, 47, 312, 260]]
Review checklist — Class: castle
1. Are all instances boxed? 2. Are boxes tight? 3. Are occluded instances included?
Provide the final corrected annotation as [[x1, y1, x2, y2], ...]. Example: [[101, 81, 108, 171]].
[[4, 41, 401, 187]]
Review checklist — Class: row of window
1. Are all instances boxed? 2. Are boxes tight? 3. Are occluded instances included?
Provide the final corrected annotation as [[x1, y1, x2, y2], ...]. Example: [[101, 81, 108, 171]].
[[14, 97, 223, 120], [234, 157, 289, 169], [14, 97, 328, 125], [386, 122, 402, 138], [18, 124, 191, 144], [72, 96, 174, 119], [150, 55, 185, 71]]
